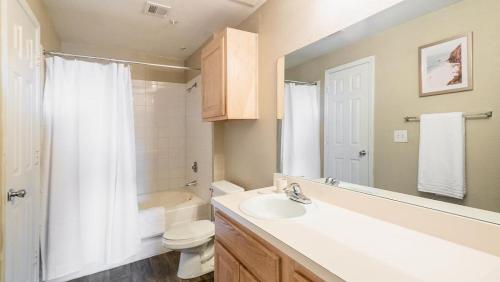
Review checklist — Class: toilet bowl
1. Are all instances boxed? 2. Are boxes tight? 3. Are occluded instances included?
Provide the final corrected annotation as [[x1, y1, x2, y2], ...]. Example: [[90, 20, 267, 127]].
[[162, 220, 215, 279], [162, 180, 245, 279]]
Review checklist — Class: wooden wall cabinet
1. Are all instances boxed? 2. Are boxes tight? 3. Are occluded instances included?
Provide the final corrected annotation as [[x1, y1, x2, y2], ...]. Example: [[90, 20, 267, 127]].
[[214, 210, 325, 282], [201, 27, 258, 121]]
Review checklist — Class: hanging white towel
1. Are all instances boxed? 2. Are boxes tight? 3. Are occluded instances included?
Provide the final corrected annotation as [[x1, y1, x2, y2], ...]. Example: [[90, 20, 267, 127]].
[[418, 112, 466, 199]]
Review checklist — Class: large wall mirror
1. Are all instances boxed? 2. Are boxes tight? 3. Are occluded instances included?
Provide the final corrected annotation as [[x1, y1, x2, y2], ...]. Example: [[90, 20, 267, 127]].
[[277, 0, 500, 222]]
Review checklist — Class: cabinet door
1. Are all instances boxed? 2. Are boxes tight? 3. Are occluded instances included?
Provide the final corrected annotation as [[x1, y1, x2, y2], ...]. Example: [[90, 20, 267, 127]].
[[240, 265, 258, 282], [215, 212, 281, 282], [201, 34, 226, 119], [215, 240, 239, 282]]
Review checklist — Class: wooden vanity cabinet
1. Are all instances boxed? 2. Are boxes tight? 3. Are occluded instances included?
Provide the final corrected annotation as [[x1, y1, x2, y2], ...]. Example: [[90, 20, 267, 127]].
[[215, 240, 259, 282], [290, 262, 323, 282], [239, 265, 259, 282], [215, 241, 240, 281], [214, 210, 324, 282], [201, 27, 258, 121]]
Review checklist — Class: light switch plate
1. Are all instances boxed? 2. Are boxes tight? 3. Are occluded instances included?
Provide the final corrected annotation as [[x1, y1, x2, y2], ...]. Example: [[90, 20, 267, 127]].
[[394, 130, 408, 143]]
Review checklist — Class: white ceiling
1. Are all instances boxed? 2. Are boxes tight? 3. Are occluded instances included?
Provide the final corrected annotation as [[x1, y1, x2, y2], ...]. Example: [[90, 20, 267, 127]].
[[43, 0, 266, 60]]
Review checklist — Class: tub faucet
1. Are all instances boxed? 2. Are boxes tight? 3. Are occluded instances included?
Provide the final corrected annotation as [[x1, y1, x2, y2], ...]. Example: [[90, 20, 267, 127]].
[[185, 180, 197, 187], [324, 177, 339, 186], [284, 183, 311, 205]]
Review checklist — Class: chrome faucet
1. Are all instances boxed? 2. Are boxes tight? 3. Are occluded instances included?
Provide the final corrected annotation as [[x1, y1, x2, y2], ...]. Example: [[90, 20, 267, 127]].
[[324, 177, 339, 186], [283, 183, 311, 204]]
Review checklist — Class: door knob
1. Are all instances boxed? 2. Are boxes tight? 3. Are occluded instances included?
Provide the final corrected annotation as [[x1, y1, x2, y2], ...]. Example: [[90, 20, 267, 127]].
[[359, 150, 367, 157], [7, 189, 26, 202]]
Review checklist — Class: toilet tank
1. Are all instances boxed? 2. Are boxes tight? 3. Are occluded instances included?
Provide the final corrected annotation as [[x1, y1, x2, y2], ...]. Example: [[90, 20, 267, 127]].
[[210, 180, 244, 220], [211, 180, 245, 197]]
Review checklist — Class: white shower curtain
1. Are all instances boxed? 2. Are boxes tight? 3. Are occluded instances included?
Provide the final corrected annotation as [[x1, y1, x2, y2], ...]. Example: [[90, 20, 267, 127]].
[[281, 83, 321, 179], [41, 57, 140, 280]]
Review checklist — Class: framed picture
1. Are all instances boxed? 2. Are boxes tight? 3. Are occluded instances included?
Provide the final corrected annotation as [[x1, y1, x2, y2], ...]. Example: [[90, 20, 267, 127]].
[[419, 32, 473, 97]]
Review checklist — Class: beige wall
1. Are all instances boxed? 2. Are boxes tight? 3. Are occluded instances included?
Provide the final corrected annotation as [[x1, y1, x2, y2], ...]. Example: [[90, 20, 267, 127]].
[[213, 122, 226, 181], [61, 42, 186, 83], [285, 0, 500, 212], [26, 0, 61, 50], [0, 18, 3, 282], [1, 0, 60, 280], [186, 0, 404, 189], [185, 43, 203, 82]]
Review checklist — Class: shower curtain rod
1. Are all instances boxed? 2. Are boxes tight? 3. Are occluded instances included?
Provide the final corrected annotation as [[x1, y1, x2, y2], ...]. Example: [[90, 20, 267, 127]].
[[44, 51, 201, 71], [285, 79, 317, 85]]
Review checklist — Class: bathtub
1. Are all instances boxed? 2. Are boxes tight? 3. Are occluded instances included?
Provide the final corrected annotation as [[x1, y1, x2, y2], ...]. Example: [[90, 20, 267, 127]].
[[50, 189, 209, 282], [135, 189, 210, 267], [138, 189, 210, 237]]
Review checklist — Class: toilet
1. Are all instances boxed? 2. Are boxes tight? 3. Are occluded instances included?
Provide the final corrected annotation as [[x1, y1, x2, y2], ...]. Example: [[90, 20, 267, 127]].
[[162, 180, 245, 279]]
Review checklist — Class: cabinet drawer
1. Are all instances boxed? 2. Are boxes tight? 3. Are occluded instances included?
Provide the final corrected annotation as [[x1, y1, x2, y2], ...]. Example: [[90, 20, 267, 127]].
[[215, 211, 280, 282]]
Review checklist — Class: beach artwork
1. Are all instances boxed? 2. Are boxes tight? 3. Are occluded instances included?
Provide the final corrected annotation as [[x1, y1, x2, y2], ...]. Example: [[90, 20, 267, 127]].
[[419, 33, 472, 96]]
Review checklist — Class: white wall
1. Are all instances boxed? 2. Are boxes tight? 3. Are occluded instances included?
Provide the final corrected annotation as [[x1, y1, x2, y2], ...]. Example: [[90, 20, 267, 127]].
[[133, 80, 187, 194]]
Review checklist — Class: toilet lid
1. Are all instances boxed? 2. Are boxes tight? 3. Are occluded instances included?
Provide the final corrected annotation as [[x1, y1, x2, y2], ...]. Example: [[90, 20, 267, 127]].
[[163, 220, 214, 241]]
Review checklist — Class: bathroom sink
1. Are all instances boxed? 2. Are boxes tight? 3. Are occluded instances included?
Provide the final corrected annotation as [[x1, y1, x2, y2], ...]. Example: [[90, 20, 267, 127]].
[[239, 193, 310, 220]]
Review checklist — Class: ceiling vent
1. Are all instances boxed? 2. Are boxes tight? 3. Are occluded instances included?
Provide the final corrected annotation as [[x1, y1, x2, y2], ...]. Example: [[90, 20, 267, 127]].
[[144, 1, 170, 18]]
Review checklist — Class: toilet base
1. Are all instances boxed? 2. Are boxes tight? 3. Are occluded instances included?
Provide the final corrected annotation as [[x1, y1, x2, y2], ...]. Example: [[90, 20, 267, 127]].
[[176, 240, 215, 279]]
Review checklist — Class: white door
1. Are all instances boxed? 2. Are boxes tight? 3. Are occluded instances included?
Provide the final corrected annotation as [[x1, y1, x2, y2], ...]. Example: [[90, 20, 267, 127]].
[[324, 57, 373, 186], [2, 0, 41, 281]]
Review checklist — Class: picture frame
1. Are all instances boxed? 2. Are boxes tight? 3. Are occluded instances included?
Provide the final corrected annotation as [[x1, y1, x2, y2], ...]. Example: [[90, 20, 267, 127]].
[[419, 32, 473, 97]]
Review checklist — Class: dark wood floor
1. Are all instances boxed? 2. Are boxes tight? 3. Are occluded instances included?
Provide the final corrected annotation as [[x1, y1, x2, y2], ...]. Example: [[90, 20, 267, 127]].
[[70, 252, 214, 282]]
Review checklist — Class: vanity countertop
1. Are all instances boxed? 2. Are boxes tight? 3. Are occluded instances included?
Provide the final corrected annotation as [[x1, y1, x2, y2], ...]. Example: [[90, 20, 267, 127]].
[[212, 187, 500, 282]]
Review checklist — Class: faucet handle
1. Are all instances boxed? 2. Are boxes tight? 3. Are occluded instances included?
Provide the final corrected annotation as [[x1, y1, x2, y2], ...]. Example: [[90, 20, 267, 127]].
[[324, 177, 339, 186], [284, 182, 301, 193], [284, 183, 311, 204]]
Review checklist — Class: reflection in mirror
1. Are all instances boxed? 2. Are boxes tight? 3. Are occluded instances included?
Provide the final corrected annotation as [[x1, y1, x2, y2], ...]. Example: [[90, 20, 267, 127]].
[[278, 80, 321, 179], [277, 0, 500, 218]]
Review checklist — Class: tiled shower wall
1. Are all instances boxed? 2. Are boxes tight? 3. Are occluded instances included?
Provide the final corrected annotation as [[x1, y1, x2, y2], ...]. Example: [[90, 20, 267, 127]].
[[185, 76, 213, 202], [133, 80, 187, 195]]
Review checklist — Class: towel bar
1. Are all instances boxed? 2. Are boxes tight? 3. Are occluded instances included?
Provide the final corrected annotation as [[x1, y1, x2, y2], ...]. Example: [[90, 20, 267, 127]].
[[404, 111, 493, 122]]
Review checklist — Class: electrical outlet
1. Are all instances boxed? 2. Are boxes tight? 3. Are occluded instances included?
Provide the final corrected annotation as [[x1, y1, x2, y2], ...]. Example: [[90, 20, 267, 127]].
[[394, 130, 408, 143]]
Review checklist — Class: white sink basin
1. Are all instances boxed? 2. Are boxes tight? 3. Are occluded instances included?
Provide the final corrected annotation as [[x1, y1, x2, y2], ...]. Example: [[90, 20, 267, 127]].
[[239, 193, 310, 220]]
